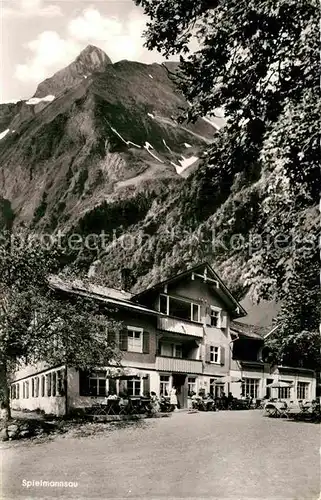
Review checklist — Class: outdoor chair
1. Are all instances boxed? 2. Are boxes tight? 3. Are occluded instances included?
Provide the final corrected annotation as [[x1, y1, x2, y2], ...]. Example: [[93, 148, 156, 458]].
[[264, 403, 280, 418]]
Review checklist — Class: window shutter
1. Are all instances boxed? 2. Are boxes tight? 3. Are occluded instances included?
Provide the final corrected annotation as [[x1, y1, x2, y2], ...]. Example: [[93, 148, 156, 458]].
[[220, 346, 225, 365], [108, 329, 117, 347], [79, 370, 90, 396], [120, 329, 128, 351], [143, 375, 150, 396], [220, 311, 227, 329], [119, 379, 127, 395], [143, 331, 150, 353], [205, 344, 211, 363], [108, 378, 117, 395]]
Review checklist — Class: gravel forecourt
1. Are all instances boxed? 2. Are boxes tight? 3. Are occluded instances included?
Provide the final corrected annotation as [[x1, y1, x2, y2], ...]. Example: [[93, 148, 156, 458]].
[[1, 410, 320, 500]]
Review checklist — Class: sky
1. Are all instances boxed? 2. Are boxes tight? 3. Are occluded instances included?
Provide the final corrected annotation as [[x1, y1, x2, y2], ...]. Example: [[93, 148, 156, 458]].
[[0, 0, 170, 103]]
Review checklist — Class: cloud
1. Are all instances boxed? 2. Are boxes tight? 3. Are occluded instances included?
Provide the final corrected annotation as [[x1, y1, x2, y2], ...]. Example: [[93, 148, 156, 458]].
[[14, 7, 164, 84], [2, 0, 62, 18], [68, 8, 149, 61], [68, 9, 123, 41], [15, 31, 80, 83]]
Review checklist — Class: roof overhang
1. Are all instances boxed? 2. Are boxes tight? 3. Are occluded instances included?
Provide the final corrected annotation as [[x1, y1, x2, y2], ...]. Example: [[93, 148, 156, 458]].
[[230, 328, 263, 341], [275, 365, 316, 375], [49, 279, 162, 317]]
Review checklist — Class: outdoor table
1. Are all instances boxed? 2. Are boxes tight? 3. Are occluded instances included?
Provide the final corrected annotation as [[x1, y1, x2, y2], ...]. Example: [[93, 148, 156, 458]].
[[140, 397, 152, 413], [127, 397, 143, 415], [264, 401, 288, 418], [93, 399, 120, 416]]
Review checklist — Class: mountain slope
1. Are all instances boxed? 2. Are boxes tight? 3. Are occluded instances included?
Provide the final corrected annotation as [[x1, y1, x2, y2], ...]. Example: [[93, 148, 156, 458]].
[[0, 50, 215, 229], [1, 46, 313, 329]]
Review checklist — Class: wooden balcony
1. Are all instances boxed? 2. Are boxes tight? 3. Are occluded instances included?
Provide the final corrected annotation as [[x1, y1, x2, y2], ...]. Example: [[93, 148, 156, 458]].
[[155, 356, 203, 374], [157, 316, 203, 338]]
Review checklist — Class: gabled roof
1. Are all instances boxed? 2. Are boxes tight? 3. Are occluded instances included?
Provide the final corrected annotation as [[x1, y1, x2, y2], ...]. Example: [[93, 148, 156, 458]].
[[48, 276, 159, 317], [132, 262, 247, 318], [49, 276, 133, 301], [231, 321, 267, 340]]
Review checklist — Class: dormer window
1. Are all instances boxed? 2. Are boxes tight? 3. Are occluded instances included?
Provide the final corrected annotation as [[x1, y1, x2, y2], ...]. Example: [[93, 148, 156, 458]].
[[159, 294, 200, 322]]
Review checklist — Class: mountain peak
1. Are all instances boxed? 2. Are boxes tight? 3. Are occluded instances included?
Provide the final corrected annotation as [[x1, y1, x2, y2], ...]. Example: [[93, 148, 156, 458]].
[[76, 45, 112, 66], [33, 45, 112, 98]]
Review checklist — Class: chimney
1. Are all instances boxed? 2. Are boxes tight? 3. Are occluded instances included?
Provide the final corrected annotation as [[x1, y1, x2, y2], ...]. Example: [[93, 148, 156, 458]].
[[120, 268, 133, 291], [88, 260, 101, 278]]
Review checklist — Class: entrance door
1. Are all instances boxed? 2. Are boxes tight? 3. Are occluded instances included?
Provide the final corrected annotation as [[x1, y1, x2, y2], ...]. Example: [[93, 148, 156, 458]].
[[266, 379, 273, 399], [172, 374, 187, 409]]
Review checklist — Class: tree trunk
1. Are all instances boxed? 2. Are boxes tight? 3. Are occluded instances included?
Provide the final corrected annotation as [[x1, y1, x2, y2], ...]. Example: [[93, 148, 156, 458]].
[[64, 365, 68, 417], [4, 361, 11, 420], [0, 360, 11, 425]]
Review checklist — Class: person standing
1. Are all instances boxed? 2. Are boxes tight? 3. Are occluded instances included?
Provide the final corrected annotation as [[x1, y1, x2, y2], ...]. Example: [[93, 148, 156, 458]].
[[170, 386, 178, 411], [150, 392, 160, 414]]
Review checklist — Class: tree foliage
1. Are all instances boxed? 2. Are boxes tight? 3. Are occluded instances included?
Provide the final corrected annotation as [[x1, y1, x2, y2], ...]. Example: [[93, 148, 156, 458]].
[[136, 0, 318, 201], [135, 0, 319, 369], [0, 230, 121, 416]]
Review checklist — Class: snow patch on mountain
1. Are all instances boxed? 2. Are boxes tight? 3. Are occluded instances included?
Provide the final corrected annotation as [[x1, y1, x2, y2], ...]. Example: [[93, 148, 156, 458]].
[[171, 155, 199, 175], [26, 95, 55, 105], [184, 143, 192, 148], [0, 129, 10, 140], [110, 127, 140, 148], [179, 156, 198, 169], [147, 113, 154, 119], [163, 139, 172, 153], [127, 141, 141, 148], [144, 142, 163, 163], [149, 74, 154, 79]]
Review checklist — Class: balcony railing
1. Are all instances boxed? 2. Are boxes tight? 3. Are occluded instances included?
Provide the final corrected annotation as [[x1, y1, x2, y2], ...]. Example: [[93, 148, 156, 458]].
[[156, 356, 203, 374], [157, 316, 204, 338]]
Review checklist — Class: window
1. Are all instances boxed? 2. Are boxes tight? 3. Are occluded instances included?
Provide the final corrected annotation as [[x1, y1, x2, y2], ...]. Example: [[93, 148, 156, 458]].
[[34, 377, 39, 397], [160, 375, 170, 396], [279, 387, 290, 399], [297, 382, 309, 400], [41, 376, 45, 397], [127, 378, 141, 396], [46, 373, 52, 397], [242, 378, 259, 399], [57, 370, 64, 396], [160, 342, 173, 357], [89, 372, 107, 396], [31, 378, 35, 397], [192, 303, 200, 322], [24, 380, 29, 399], [188, 377, 197, 396], [173, 344, 183, 358], [168, 296, 191, 320], [210, 379, 224, 398], [159, 294, 168, 314], [127, 327, 143, 353], [16, 383, 20, 399], [52, 372, 57, 396], [210, 307, 221, 328], [160, 343, 183, 358], [210, 346, 220, 364], [160, 294, 200, 323]]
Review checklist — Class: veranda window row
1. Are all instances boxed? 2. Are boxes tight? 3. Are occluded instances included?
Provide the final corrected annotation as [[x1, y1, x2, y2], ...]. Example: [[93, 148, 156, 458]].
[[79, 371, 150, 397], [11, 369, 65, 399]]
